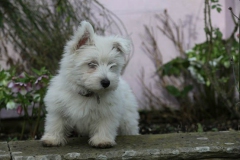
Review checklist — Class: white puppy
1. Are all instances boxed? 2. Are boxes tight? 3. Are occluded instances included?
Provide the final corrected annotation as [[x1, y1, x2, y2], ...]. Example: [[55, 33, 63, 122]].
[[41, 21, 139, 148]]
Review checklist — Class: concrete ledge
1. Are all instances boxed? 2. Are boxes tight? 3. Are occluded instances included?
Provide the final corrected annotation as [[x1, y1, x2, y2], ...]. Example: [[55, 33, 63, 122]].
[[2, 131, 240, 160], [0, 142, 10, 160]]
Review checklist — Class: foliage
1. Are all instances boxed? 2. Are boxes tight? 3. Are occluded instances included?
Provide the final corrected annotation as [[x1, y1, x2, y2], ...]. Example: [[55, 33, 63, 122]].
[[0, 0, 129, 73], [0, 67, 51, 139], [142, 0, 240, 122]]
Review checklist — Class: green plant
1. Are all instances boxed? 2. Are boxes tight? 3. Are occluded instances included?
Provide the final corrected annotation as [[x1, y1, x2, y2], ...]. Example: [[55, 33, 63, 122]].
[[142, 0, 240, 122], [0, 67, 51, 139], [7, 137, 18, 141]]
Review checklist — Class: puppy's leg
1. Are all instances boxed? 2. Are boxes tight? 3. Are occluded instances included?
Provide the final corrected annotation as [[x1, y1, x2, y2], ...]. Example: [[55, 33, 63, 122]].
[[119, 111, 139, 135], [119, 101, 139, 135], [41, 113, 68, 147], [89, 118, 118, 148]]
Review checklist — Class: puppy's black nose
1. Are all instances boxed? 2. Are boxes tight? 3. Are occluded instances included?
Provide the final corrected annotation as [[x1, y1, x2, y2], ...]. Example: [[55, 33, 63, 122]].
[[101, 79, 110, 88]]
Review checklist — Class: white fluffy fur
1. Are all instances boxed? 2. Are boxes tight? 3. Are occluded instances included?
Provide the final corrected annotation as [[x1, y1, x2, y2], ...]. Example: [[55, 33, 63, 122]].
[[41, 21, 139, 148]]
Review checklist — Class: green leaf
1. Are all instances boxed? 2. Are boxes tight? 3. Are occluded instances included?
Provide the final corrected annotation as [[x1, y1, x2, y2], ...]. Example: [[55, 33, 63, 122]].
[[212, 128, 218, 132], [56, 6, 61, 12], [219, 77, 229, 83], [32, 68, 40, 75], [223, 61, 230, 68], [206, 80, 211, 86], [204, 27, 209, 34], [160, 57, 189, 76], [197, 123, 203, 132], [181, 85, 193, 97], [166, 85, 181, 97], [65, 16, 70, 23], [216, 8, 222, 13]]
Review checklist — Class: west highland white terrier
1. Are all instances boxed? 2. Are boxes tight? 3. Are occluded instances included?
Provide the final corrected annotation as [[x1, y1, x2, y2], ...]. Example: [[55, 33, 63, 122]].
[[41, 21, 139, 148]]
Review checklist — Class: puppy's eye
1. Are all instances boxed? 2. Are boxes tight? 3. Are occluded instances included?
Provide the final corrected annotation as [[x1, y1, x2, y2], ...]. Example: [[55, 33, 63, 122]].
[[109, 63, 117, 69], [112, 47, 122, 53], [88, 62, 97, 68]]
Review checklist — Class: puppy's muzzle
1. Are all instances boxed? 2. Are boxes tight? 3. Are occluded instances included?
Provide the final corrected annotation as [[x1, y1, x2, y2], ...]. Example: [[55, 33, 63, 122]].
[[101, 79, 110, 88]]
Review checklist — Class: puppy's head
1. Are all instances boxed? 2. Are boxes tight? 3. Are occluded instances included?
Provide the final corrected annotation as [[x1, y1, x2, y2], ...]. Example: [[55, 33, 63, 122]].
[[62, 21, 131, 93]]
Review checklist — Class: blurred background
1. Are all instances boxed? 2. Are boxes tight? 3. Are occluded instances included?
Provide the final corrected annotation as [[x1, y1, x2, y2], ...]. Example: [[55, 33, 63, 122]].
[[0, 0, 239, 140]]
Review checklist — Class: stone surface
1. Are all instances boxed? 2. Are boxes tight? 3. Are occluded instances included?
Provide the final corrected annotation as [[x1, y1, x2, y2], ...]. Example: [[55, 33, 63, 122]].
[[0, 142, 11, 160], [6, 131, 240, 160]]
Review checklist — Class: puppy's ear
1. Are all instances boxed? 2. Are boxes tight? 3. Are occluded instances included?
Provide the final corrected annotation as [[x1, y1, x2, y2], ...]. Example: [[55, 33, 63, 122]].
[[66, 21, 95, 52], [75, 21, 95, 49], [113, 37, 131, 55]]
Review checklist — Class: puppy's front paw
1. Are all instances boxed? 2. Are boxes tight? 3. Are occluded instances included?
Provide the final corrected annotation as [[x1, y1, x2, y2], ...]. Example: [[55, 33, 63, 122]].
[[42, 140, 61, 147], [41, 134, 66, 147], [92, 142, 115, 149], [89, 136, 116, 148]]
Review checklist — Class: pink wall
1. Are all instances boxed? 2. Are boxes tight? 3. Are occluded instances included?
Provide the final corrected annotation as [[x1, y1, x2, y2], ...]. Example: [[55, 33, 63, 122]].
[[98, 0, 240, 108]]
